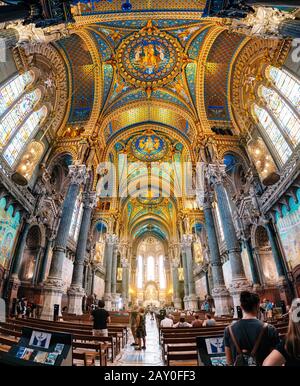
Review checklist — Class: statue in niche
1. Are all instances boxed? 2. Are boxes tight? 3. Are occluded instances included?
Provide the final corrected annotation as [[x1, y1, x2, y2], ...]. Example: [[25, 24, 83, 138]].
[[94, 241, 105, 265], [205, 137, 219, 163], [145, 285, 158, 301], [193, 240, 203, 265]]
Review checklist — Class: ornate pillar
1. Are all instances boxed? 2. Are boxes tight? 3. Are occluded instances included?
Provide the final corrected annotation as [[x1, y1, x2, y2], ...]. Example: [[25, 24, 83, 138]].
[[207, 165, 250, 316], [182, 234, 198, 311], [203, 194, 232, 316], [104, 234, 118, 310], [68, 192, 96, 315], [111, 243, 119, 310], [121, 258, 129, 309], [38, 228, 55, 284], [171, 260, 181, 309], [181, 247, 189, 309], [7, 217, 30, 307], [244, 238, 261, 289], [41, 165, 86, 320], [170, 243, 182, 309], [265, 220, 292, 302]]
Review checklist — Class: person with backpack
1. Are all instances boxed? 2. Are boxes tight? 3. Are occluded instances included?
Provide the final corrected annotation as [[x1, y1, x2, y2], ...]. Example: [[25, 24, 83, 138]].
[[224, 291, 280, 366], [263, 298, 300, 366]]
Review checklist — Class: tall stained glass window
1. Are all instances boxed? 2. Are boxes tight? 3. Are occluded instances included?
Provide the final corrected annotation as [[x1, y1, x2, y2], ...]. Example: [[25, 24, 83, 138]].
[[0, 71, 34, 116], [261, 86, 300, 146], [253, 104, 292, 164], [268, 66, 300, 114], [137, 255, 143, 289], [159, 255, 166, 289], [3, 106, 47, 166], [0, 89, 41, 148], [147, 255, 155, 281]]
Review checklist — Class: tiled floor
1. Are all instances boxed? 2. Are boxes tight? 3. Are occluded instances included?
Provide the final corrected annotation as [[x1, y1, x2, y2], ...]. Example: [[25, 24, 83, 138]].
[[111, 314, 164, 366]]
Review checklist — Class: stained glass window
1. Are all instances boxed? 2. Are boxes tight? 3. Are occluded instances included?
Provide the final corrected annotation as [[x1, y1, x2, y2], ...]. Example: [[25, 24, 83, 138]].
[[0, 89, 41, 148], [261, 86, 300, 146], [0, 71, 34, 116], [3, 106, 47, 166], [268, 66, 300, 114], [253, 104, 292, 164], [159, 254, 166, 289], [147, 255, 155, 281], [137, 255, 143, 289]]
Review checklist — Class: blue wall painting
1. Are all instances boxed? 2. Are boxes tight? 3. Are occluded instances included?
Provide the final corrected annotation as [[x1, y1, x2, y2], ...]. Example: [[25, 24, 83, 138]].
[[0, 197, 20, 270]]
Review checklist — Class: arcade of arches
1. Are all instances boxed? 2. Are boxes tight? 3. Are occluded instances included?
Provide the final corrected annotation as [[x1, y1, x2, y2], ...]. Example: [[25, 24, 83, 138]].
[[1, 1, 300, 326]]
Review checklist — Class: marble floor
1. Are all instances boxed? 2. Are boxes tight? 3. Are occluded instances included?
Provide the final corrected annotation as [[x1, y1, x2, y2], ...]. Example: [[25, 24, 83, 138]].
[[111, 314, 164, 366]]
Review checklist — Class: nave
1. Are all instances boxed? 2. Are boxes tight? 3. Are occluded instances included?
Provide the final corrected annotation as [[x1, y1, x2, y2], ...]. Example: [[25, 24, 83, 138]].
[[0, 0, 300, 369]]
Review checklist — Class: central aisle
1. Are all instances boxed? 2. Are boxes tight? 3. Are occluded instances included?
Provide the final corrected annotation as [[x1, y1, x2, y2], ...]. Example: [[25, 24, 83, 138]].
[[112, 314, 164, 366]]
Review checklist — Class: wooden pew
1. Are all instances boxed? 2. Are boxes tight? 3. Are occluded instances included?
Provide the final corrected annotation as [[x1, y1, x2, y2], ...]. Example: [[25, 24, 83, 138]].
[[5, 319, 121, 357]]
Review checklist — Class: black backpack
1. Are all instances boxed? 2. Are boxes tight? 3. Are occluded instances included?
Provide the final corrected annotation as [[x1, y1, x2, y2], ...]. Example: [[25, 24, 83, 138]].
[[228, 323, 268, 366]]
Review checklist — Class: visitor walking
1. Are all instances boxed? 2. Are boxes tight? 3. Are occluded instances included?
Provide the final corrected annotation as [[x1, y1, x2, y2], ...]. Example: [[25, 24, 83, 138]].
[[135, 307, 146, 350], [130, 305, 139, 346]]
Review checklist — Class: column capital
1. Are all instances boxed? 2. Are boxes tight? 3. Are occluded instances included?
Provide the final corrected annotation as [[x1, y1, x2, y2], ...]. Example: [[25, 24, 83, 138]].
[[83, 191, 97, 209], [181, 234, 193, 248], [205, 163, 226, 185], [68, 164, 87, 186], [106, 233, 118, 246]]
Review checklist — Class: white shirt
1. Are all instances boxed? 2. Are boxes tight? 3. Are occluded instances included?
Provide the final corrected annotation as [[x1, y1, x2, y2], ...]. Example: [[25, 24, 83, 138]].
[[160, 317, 174, 327]]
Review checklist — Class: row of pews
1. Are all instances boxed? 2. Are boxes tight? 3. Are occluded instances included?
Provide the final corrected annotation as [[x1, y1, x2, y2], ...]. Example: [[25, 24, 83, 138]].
[[159, 318, 289, 366], [0, 314, 130, 366]]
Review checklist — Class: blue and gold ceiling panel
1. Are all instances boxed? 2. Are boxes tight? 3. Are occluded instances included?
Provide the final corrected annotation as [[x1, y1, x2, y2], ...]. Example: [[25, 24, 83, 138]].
[[90, 30, 113, 61], [151, 89, 188, 110], [185, 62, 197, 106], [57, 34, 95, 123], [103, 63, 114, 107], [108, 89, 148, 112], [188, 28, 210, 60], [204, 31, 245, 122]]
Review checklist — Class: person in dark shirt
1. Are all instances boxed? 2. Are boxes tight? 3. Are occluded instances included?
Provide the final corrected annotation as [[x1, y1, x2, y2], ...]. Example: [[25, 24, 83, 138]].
[[224, 291, 279, 366], [263, 298, 300, 367], [90, 300, 111, 337]]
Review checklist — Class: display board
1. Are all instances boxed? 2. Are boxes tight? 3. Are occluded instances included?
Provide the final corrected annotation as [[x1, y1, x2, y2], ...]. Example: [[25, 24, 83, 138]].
[[196, 335, 227, 366], [0, 327, 72, 366]]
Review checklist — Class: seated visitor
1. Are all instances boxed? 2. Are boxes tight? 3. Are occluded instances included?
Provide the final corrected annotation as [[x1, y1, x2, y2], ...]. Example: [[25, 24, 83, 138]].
[[224, 291, 279, 366], [135, 308, 146, 350], [202, 313, 216, 327], [263, 298, 300, 367], [173, 317, 192, 328], [90, 300, 111, 337], [160, 314, 174, 327], [191, 314, 203, 328]]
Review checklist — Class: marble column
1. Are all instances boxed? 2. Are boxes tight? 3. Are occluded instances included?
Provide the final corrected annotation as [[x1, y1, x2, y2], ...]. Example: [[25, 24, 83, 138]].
[[121, 259, 129, 309], [171, 260, 182, 309], [104, 234, 118, 310], [182, 234, 198, 311], [68, 192, 96, 315], [38, 229, 55, 284], [203, 196, 232, 316], [181, 247, 189, 310], [111, 244, 119, 310], [41, 165, 86, 320], [244, 238, 261, 289], [207, 165, 250, 316], [7, 218, 30, 306], [265, 221, 292, 301]]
